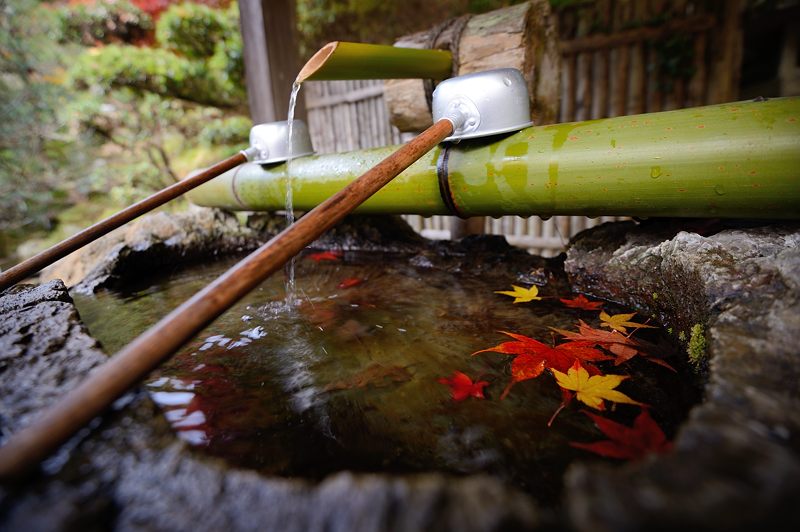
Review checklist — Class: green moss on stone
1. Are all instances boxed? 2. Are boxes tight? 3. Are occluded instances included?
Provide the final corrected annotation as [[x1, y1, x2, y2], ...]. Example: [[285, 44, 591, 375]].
[[687, 323, 707, 368]]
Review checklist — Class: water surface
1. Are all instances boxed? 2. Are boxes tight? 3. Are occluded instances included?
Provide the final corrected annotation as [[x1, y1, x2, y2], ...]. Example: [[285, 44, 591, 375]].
[[74, 250, 698, 506]]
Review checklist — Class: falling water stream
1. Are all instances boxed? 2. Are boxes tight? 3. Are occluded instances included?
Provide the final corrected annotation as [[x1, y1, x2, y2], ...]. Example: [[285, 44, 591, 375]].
[[283, 81, 302, 303]]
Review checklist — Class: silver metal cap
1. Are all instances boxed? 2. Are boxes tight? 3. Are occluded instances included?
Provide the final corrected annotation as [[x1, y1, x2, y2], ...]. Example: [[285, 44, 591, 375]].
[[248, 120, 315, 164], [432, 68, 533, 142]]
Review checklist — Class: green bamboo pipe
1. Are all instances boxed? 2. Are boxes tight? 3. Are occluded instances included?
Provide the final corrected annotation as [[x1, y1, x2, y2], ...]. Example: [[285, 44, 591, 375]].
[[296, 41, 452, 82], [188, 98, 800, 219]]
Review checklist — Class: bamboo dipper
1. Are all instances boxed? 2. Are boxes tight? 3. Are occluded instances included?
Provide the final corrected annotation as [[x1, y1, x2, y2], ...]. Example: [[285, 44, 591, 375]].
[[0, 117, 457, 480]]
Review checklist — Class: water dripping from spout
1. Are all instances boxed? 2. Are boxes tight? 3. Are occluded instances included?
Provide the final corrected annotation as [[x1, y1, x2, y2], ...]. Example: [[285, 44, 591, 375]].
[[284, 81, 302, 305]]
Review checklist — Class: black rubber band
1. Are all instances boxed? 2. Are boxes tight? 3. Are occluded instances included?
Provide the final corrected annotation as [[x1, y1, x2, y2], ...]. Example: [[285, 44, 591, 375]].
[[436, 144, 465, 218], [229, 164, 248, 209]]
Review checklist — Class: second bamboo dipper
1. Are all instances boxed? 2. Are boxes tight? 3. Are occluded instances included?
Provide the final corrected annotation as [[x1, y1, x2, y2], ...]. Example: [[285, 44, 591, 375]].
[[0, 118, 456, 480]]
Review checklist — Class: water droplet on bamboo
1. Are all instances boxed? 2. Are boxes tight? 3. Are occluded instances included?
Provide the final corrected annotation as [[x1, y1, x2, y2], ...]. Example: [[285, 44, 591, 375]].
[[650, 166, 662, 179]]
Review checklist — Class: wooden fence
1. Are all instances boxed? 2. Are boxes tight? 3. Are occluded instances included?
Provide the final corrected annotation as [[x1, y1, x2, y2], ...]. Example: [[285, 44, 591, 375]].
[[302, 0, 742, 257]]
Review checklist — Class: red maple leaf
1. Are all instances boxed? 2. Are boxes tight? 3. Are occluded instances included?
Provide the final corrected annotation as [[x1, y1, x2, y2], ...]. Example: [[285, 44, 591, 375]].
[[501, 353, 546, 399], [474, 331, 612, 371], [570, 408, 674, 460], [308, 250, 342, 262], [437, 371, 489, 401], [551, 320, 675, 371], [337, 277, 363, 289], [560, 294, 604, 311], [473, 331, 613, 399]]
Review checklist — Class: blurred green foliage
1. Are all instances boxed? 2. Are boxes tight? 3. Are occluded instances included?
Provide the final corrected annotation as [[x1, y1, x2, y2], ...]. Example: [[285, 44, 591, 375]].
[[69, 45, 245, 108], [0, 0, 250, 259], [157, 2, 226, 57], [69, 2, 245, 109], [57, 0, 153, 45], [0, 0, 87, 241], [199, 115, 252, 146]]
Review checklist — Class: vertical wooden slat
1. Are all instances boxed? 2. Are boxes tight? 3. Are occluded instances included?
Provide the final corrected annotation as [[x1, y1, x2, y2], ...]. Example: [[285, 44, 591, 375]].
[[689, 32, 708, 106], [567, 54, 578, 121], [633, 43, 648, 115], [580, 53, 593, 121]]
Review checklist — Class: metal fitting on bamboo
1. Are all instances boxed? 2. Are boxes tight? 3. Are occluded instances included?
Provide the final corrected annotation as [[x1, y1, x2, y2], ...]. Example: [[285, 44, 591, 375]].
[[187, 97, 800, 220]]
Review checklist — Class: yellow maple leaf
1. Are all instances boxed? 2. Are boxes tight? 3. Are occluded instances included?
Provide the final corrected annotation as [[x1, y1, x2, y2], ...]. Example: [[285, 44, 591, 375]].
[[495, 284, 542, 303], [551, 361, 642, 410], [599, 311, 657, 333]]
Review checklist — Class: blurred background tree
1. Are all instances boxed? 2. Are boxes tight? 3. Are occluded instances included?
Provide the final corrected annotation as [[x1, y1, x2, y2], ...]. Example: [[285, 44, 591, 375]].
[[0, 0, 249, 262]]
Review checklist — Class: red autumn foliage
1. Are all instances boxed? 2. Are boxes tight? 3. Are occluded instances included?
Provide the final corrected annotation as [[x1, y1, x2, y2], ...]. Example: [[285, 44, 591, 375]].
[[551, 320, 675, 371], [473, 331, 614, 399], [437, 371, 489, 401], [337, 277, 363, 289], [307, 250, 342, 262], [570, 408, 673, 460], [560, 294, 604, 311]]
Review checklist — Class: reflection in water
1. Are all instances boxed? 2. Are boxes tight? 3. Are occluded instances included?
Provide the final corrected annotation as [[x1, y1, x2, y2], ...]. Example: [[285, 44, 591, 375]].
[[74, 250, 698, 507]]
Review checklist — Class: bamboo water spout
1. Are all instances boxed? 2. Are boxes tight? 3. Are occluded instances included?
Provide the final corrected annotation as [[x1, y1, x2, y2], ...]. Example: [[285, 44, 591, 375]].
[[188, 97, 800, 220], [296, 41, 452, 82]]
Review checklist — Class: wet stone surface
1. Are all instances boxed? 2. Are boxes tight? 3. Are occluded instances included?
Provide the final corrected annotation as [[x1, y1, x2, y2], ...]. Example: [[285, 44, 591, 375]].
[[0, 279, 542, 532], [1, 212, 799, 531], [563, 219, 800, 531]]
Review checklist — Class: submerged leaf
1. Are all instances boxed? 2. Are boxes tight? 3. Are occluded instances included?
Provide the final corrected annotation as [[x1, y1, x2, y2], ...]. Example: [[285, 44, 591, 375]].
[[560, 294, 604, 311], [570, 408, 673, 460], [599, 311, 656, 333], [437, 371, 489, 401], [308, 250, 342, 262], [337, 277, 363, 289], [551, 361, 643, 410], [495, 285, 543, 303], [325, 363, 412, 392]]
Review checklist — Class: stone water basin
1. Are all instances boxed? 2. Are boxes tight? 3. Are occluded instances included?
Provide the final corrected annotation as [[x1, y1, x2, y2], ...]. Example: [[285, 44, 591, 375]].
[[73, 241, 698, 508]]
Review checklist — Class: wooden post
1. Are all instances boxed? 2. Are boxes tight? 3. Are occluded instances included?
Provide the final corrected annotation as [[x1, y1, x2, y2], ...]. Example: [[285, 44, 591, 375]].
[[238, 0, 306, 123], [384, 0, 562, 132]]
